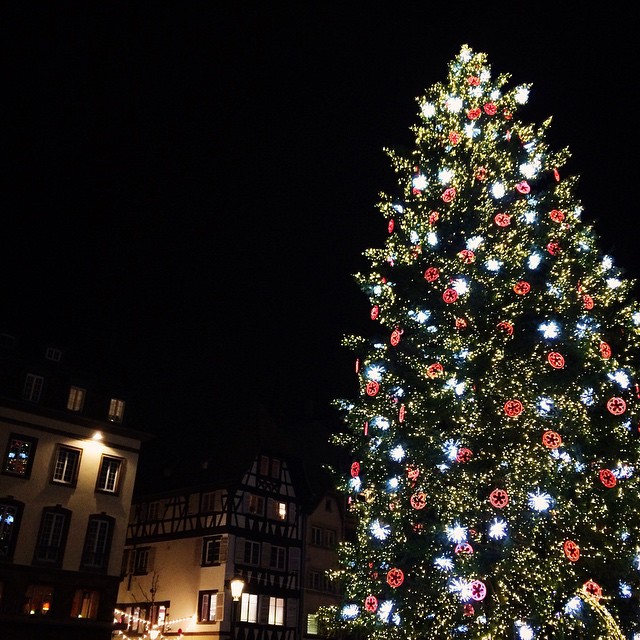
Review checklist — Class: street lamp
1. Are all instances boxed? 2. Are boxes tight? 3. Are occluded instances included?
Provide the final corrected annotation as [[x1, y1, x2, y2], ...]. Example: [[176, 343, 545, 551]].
[[229, 577, 245, 640]]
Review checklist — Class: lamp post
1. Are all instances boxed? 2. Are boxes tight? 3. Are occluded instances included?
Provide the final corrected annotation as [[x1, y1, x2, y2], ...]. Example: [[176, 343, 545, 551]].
[[229, 577, 245, 640]]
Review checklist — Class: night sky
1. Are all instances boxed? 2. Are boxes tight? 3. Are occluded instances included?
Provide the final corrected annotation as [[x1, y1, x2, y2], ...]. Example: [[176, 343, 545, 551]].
[[3, 3, 639, 445]]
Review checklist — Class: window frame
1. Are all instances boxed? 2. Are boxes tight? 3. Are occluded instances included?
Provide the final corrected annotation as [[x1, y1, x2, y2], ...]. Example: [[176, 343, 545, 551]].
[[0, 498, 24, 561], [270, 545, 286, 570], [80, 514, 114, 571], [197, 589, 222, 623], [240, 592, 258, 623], [67, 386, 86, 412], [267, 596, 284, 626], [95, 455, 124, 495], [310, 526, 322, 546], [23, 373, 44, 402], [107, 397, 125, 423], [33, 506, 71, 567], [70, 588, 100, 619], [51, 444, 82, 487], [2, 433, 38, 479]]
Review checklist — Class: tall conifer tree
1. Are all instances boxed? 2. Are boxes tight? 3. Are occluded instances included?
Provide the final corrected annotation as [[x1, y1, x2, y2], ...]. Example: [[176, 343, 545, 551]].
[[324, 45, 640, 639]]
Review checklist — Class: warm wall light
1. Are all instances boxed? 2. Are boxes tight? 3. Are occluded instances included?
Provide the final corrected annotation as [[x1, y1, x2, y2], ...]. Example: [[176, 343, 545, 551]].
[[92, 431, 103, 441], [230, 577, 245, 601]]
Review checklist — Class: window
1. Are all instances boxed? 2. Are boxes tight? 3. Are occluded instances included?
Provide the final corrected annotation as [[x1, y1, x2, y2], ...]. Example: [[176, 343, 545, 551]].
[[70, 589, 100, 618], [96, 455, 123, 494], [324, 529, 336, 548], [201, 491, 216, 512], [67, 386, 85, 412], [33, 507, 71, 565], [22, 584, 53, 615], [247, 494, 264, 515], [244, 540, 260, 565], [3, 434, 38, 478], [307, 613, 319, 635], [147, 501, 160, 520], [311, 526, 322, 546], [268, 596, 284, 625], [46, 347, 62, 362], [198, 590, 223, 623], [270, 545, 286, 570], [81, 515, 114, 570], [309, 570, 321, 590], [259, 455, 269, 475], [270, 458, 280, 478], [52, 445, 81, 486], [0, 499, 24, 560], [202, 535, 227, 566], [134, 547, 151, 574], [277, 502, 287, 520], [23, 373, 44, 402], [108, 398, 125, 422], [240, 593, 258, 623]]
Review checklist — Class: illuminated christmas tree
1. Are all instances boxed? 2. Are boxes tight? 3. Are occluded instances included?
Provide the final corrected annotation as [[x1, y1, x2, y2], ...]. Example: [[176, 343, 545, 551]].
[[323, 45, 640, 639]]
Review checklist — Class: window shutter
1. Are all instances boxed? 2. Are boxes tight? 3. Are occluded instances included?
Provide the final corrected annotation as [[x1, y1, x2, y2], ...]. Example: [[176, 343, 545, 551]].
[[122, 549, 135, 575], [216, 592, 225, 622], [195, 538, 204, 565], [219, 536, 228, 562], [289, 546, 301, 575], [261, 542, 271, 568], [147, 547, 156, 571], [258, 595, 269, 624], [286, 598, 298, 629], [289, 502, 296, 523], [235, 537, 245, 563]]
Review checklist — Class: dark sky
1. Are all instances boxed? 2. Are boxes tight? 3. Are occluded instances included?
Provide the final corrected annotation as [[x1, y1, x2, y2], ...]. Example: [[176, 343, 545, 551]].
[[3, 3, 639, 439]]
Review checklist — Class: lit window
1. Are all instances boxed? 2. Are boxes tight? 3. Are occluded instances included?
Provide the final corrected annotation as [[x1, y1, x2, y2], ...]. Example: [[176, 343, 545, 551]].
[[0, 499, 24, 560], [270, 545, 286, 570], [52, 445, 81, 486], [268, 596, 284, 626], [198, 590, 222, 622], [46, 347, 62, 362], [277, 502, 287, 521], [33, 507, 70, 565], [67, 386, 85, 412], [23, 374, 44, 402], [307, 613, 319, 635], [22, 584, 53, 615], [70, 589, 100, 619], [96, 456, 123, 494], [81, 515, 113, 569], [2, 434, 38, 478], [107, 398, 125, 423], [240, 593, 258, 623]]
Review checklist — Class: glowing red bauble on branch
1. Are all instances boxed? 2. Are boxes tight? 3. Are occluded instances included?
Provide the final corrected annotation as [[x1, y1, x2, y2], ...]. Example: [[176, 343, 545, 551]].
[[458, 249, 475, 263], [563, 540, 580, 562], [456, 448, 473, 463], [542, 430, 562, 449], [547, 241, 560, 256], [583, 295, 594, 310], [429, 210, 440, 224], [547, 352, 565, 369], [504, 399, 523, 417], [350, 462, 360, 478], [549, 209, 565, 223], [388, 219, 394, 233], [455, 543, 473, 555], [364, 595, 378, 613], [390, 329, 402, 346], [355, 359, 360, 373], [410, 491, 427, 510], [515, 181, 530, 194], [553, 168, 560, 182], [455, 317, 468, 330], [468, 76, 480, 86], [426, 362, 444, 378], [503, 110, 513, 120], [448, 131, 461, 145], [513, 281, 531, 295], [467, 107, 481, 120], [583, 580, 602, 599], [365, 381, 380, 397], [599, 469, 617, 488], [443, 288, 458, 304], [463, 604, 475, 617], [475, 167, 487, 181], [407, 465, 419, 481], [386, 568, 404, 588], [494, 212, 511, 227], [470, 580, 487, 601], [599, 342, 612, 359], [371, 305, 379, 320], [442, 187, 457, 203], [489, 488, 509, 508], [607, 397, 627, 415], [399, 405, 406, 423], [484, 102, 497, 115], [497, 320, 514, 335], [424, 267, 440, 282]]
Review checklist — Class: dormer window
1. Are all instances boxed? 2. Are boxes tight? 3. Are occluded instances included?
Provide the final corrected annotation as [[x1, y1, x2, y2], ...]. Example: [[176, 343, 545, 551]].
[[107, 398, 125, 423], [45, 347, 62, 362], [67, 386, 85, 412], [23, 374, 44, 402]]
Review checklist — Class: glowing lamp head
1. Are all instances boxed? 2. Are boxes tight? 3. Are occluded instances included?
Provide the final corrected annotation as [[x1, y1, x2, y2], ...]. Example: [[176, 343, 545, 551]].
[[230, 577, 245, 601]]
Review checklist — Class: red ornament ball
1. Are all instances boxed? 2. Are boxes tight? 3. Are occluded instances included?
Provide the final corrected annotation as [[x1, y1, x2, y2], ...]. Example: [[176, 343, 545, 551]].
[[494, 212, 511, 227], [583, 580, 602, 599], [407, 465, 420, 481], [515, 181, 530, 194], [550, 209, 565, 223], [513, 281, 531, 295], [470, 580, 487, 601], [497, 320, 514, 335], [599, 342, 612, 359], [388, 219, 395, 234], [442, 187, 456, 203], [542, 430, 562, 449], [546, 241, 560, 255], [410, 491, 427, 510], [386, 568, 404, 588], [489, 488, 509, 508], [475, 167, 487, 181], [547, 352, 565, 369], [463, 604, 475, 617], [607, 397, 627, 415], [448, 131, 461, 145], [468, 76, 480, 86], [599, 469, 617, 488], [429, 210, 440, 224], [364, 595, 378, 613], [365, 381, 380, 397], [456, 448, 473, 463], [399, 404, 406, 423], [483, 102, 497, 115], [442, 288, 458, 304], [553, 168, 560, 182], [455, 317, 468, 330], [583, 295, 594, 310], [371, 305, 380, 320], [426, 362, 444, 378], [504, 399, 523, 417], [563, 540, 580, 562], [467, 107, 481, 120], [458, 249, 475, 264], [455, 543, 473, 555], [350, 461, 360, 478], [424, 267, 440, 282], [390, 328, 402, 346]]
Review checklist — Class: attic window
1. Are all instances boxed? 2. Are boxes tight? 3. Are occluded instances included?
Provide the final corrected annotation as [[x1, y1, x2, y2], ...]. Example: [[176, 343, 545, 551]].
[[46, 347, 62, 362], [108, 398, 125, 423]]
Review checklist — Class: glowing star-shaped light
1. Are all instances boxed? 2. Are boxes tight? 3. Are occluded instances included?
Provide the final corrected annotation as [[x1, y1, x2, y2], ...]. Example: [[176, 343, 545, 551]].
[[528, 489, 552, 512], [434, 556, 454, 572], [443, 439, 461, 460], [452, 278, 469, 295], [438, 168, 455, 184], [377, 600, 394, 624], [421, 101, 436, 118], [464, 123, 480, 138], [466, 235, 484, 250], [348, 477, 361, 492], [564, 596, 582, 615], [427, 232, 438, 246], [527, 253, 542, 269], [410, 309, 431, 323], [372, 284, 382, 295], [370, 519, 391, 540], [446, 96, 463, 113], [409, 230, 419, 244], [412, 174, 427, 191], [613, 464, 634, 479], [538, 321, 560, 339], [607, 277, 622, 289], [519, 162, 539, 179], [488, 518, 508, 540], [522, 210, 537, 224], [446, 522, 468, 544], [371, 416, 390, 431], [517, 622, 535, 640], [634, 554, 640, 570], [485, 258, 502, 272], [490, 182, 505, 199], [620, 582, 632, 598], [580, 388, 595, 406], [608, 370, 630, 389], [386, 477, 399, 492], [537, 397, 554, 416], [514, 86, 529, 104], [602, 255, 613, 271], [366, 365, 385, 382], [389, 445, 405, 462], [341, 604, 360, 620]]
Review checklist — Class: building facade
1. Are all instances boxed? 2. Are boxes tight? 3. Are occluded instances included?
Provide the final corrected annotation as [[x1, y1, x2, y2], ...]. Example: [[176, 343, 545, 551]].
[[0, 332, 149, 640]]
